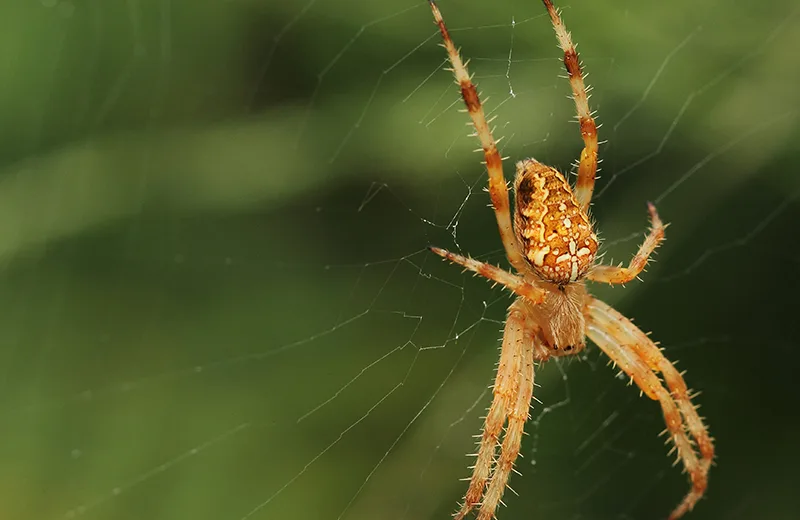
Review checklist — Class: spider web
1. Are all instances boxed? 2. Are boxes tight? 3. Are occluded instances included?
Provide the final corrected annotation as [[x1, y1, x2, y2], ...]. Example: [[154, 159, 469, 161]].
[[2, 1, 799, 520]]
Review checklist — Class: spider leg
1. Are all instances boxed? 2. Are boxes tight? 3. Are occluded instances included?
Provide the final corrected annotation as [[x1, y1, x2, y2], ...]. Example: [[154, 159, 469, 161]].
[[476, 314, 539, 520], [587, 202, 666, 285], [542, 0, 598, 211], [430, 246, 546, 304], [454, 299, 537, 520], [428, 1, 527, 273], [585, 297, 712, 520]]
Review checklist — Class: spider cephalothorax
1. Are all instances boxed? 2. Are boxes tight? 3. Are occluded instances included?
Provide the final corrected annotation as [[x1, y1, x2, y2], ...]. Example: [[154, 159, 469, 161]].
[[522, 280, 589, 356], [426, 1, 714, 519]]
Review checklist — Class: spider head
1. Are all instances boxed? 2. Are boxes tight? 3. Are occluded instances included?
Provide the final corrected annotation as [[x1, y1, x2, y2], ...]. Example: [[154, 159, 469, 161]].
[[513, 158, 598, 285], [522, 282, 589, 356]]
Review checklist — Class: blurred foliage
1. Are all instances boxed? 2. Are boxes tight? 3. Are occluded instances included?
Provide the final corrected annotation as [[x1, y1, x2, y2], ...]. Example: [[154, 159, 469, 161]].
[[0, 1, 798, 519]]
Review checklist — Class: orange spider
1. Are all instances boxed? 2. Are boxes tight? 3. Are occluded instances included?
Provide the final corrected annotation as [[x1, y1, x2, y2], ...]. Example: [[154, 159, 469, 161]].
[[426, 1, 714, 519]]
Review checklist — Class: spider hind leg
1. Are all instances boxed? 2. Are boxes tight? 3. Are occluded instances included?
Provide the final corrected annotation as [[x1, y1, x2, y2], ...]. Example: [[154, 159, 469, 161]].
[[542, 0, 598, 210], [428, 0, 527, 273]]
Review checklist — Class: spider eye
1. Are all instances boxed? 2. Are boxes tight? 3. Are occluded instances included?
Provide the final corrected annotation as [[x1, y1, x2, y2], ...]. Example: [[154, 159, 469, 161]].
[[514, 159, 598, 284]]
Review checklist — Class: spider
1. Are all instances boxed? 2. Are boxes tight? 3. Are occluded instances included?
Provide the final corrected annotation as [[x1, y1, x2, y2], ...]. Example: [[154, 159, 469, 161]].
[[425, 1, 714, 519]]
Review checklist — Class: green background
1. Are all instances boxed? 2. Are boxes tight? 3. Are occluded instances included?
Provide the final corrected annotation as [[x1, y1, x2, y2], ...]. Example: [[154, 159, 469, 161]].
[[0, 1, 798, 519]]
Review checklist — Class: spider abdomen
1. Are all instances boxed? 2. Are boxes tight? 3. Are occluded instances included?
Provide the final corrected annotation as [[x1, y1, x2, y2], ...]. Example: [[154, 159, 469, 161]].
[[513, 158, 598, 285]]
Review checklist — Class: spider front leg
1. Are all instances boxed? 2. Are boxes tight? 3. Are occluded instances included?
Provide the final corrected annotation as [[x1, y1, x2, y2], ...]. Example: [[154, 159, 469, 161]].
[[476, 318, 537, 520], [587, 202, 666, 285], [585, 297, 713, 519], [454, 298, 538, 520]]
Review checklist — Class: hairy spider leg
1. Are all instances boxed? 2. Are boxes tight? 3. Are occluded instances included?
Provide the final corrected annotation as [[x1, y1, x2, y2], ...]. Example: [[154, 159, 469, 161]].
[[586, 298, 713, 519], [429, 0, 527, 273], [587, 298, 714, 519], [453, 299, 537, 520], [429, 247, 545, 303], [542, 0, 598, 211], [587, 202, 666, 284], [475, 314, 539, 520]]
